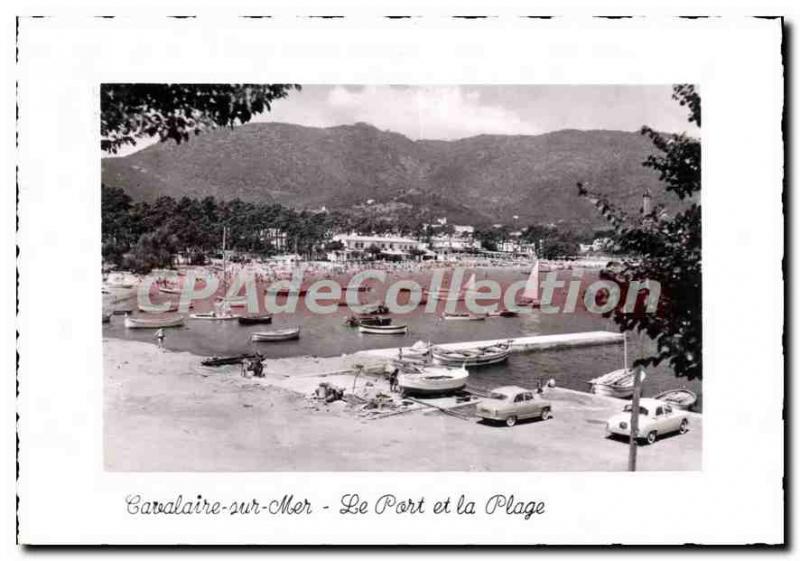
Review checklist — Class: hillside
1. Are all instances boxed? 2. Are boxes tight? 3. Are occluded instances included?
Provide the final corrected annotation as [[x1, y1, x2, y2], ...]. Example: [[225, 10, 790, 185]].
[[101, 121, 684, 230]]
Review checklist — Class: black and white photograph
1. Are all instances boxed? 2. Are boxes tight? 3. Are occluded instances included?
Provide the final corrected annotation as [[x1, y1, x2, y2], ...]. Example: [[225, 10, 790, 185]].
[[100, 84, 702, 472], [11, 14, 784, 546]]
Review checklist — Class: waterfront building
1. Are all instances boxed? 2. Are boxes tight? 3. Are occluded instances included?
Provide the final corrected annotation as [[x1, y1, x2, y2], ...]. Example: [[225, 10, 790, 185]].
[[328, 233, 426, 261]]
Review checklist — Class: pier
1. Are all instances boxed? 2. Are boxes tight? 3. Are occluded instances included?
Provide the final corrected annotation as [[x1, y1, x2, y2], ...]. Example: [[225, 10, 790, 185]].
[[356, 330, 624, 359]]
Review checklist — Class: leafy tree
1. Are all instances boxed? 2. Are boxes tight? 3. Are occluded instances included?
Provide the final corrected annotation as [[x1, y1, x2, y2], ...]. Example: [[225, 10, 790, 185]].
[[101, 83, 299, 154], [577, 84, 701, 380]]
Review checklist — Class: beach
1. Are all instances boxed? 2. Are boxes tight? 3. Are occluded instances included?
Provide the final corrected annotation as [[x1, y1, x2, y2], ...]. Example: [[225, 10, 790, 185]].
[[104, 338, 702, 471]]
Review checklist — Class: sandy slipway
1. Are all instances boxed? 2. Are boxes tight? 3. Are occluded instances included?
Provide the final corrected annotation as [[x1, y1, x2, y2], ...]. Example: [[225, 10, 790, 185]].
[[104, 339, 702, 472]]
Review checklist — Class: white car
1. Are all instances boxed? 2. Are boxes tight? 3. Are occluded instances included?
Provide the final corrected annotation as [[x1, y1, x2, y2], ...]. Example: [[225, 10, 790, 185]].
[[605, 398, 690, 445]]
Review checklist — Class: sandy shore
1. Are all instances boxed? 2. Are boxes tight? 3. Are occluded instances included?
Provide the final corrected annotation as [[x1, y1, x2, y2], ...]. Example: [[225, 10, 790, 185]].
[[104, 339, 702, 471]]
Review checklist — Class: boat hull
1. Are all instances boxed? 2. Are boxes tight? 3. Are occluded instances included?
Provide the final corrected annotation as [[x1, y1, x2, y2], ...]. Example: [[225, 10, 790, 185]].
[[358, 324, 408, 335], [431, 344, 511, 367], [237, 315, 273, 325], [251, 328, 301, 342], [398, 367, 469, 396], [124, 315, 185, 329]]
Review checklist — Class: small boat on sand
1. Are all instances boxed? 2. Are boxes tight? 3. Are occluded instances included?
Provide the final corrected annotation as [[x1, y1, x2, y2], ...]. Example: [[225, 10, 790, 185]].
[[442, 312, 486, 321], [398, 365, 469, 396], [358, 324, 408, 335], [432, 342, 511, 367], [124, 315, 185, 329], [653, 388, 697, 410], [251, 327, 301, 342], [238, 314, 273, 325], [588, 368, 647, 398], [201, 353, 262, 367]]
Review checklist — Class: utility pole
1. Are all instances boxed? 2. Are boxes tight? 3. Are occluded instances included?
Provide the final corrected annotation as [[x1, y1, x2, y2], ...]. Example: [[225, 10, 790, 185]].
[[627, 365, 642, 472]]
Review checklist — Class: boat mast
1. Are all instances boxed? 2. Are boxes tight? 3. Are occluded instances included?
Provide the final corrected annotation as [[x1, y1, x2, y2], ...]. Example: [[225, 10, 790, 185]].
[[222, 226, 227, 294], [623, 332, 628, 371]]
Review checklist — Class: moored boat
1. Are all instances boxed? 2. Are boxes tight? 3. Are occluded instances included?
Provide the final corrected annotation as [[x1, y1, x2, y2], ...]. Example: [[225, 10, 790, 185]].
[[488, 309, 519, 318], [344, 315, 392, 327], [588, 368, 647, 398], [358, 323, 408, 335], [398, 365, 469, 396], [237, 314, 273, 325], [190, 311, 241, 320], [123, 314, 185, 329], [251, 327, 301, 342], [431, 342, 511, 367], [653, 388, 697, 410], [442, 312, 486, 321]]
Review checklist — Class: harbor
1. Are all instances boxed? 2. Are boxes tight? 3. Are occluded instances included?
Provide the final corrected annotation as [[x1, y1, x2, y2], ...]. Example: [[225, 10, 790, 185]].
[[104, 337, 702, 471]]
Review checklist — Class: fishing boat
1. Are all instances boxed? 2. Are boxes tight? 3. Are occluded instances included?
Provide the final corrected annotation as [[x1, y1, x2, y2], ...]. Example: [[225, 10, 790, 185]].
[[588, 333, 646, 398], [358, 323, 408, 335], [190, 309, 240, 320], [397, 340, 432, 362], [344, 315, 392, 327], [123, 315, 185, 329], [442, 312, 486, 321], [488, 309, 519, 318], [653, 388, 698, 411], [216, 296, 249, 307], [398, 365, 469, 396], [201, 353, 262, 367], [251, 327, 301, 342], [237, 314, 273, 325], [589, 368, 647, 398], [431, 342, 512, 367]]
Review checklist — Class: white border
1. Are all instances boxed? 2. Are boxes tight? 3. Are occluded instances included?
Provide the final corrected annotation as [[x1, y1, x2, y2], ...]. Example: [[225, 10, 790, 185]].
[[14, 16, 783, 545]]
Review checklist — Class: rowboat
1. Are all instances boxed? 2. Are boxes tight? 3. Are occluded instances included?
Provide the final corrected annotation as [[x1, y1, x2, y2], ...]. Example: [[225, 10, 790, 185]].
[[358, 324, 408, 335], [190, 311, 241, 320], [588, 368, 647, 398], [237, 314, 273, 325], [488, 309, 518, 318], [653, 388, 698, 410], [201, 353, 262, 367], [344, 315, 392, 327], [442, 312, 486, 321], [398, 365, 469, 396], [432, 342, 511, 367], [216, 296, 249, 307], [123, 315, 185, 329], [251, 327, 301, 342]]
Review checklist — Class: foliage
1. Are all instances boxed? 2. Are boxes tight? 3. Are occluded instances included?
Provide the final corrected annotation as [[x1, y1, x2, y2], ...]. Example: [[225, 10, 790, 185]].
[[576, 84, 701, 380], [101, 84, 299, 154], [101, 185, 337, 272]]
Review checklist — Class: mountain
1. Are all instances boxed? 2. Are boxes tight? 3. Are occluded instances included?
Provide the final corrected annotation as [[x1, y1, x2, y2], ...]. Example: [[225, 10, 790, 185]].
[[101, 121, 683, 230]]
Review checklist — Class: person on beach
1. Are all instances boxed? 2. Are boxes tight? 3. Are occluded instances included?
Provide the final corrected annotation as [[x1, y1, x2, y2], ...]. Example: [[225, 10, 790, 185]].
[[252, 358, 264, 378], [389, 368, 399, 393], [154, 328, 165, 350], [241, 358, 251, 378]]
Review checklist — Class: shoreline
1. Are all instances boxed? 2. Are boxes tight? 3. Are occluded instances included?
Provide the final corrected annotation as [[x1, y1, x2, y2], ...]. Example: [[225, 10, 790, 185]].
[[104, 338, 702, 472]]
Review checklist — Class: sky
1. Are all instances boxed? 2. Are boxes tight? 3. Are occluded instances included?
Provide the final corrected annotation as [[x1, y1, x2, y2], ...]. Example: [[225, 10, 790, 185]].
[[253, 84, 699, 140], [111, 85, 699, 156]]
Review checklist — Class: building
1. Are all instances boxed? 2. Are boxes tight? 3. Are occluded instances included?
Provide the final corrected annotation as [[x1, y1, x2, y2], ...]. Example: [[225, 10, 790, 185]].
[[260, 228, 288, 252], [328, 233, 427, 261]]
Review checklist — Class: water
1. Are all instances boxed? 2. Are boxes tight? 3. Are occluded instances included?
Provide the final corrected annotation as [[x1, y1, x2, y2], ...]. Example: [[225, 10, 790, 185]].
[[103, 267, 702, 409]]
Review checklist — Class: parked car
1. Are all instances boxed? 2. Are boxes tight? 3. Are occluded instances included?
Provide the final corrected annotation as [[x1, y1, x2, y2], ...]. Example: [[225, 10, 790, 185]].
[[476, 385, 552, 427], [605, 398, 690, 445]]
